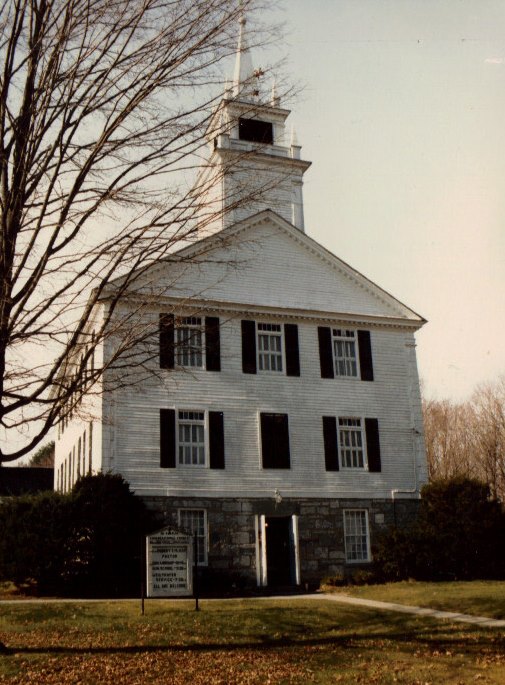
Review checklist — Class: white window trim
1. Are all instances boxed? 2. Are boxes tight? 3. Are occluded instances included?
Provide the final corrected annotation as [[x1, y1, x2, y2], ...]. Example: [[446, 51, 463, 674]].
[[259, 514, 267, 586], [176, 408, 208, 468], [177, 508, 208, 566], [343, 509, 371, 564], [175, 316, 205, 370], [331, 328, 360, 379], [256, 322, 285, 374], [338, 416, 368, 470], [292, 514, 301, 586], [255, 514, 300, 587]]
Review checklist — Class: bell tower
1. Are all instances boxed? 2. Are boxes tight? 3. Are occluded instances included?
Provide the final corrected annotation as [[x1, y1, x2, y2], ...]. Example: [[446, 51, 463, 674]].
[[197, 14, 311, 235]]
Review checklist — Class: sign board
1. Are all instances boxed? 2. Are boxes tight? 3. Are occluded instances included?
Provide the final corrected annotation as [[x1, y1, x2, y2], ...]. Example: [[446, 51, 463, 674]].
[[146, 527, 193, 597]]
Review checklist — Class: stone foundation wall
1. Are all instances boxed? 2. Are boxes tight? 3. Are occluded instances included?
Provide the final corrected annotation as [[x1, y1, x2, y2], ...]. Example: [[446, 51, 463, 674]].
[[143, 495, 420, 588]]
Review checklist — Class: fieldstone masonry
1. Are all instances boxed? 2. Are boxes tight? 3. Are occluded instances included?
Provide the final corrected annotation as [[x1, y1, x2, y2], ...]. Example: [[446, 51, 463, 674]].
[[143, 496, 420, 587]]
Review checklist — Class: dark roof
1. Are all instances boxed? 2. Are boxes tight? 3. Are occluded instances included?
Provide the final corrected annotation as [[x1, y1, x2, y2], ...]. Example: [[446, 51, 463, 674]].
[[0, 467, 54, 496]]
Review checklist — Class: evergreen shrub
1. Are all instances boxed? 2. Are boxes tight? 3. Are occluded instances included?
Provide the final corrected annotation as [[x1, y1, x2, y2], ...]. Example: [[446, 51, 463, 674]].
[[373, 477, 505, 582], [0, 473, 154, 596]]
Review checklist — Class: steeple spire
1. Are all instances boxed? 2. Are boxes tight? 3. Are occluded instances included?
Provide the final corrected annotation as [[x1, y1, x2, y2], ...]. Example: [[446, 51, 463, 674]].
[[232, 12, 259, 100], [197, 5, 311, 235], [271, 79, 280, 107]]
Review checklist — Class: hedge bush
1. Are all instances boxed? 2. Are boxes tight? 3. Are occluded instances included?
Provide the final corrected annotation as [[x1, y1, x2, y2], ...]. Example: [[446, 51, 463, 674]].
[[373, 477, 505, 582], [0, 490, 73, 594], [0, 473, 154, 596]]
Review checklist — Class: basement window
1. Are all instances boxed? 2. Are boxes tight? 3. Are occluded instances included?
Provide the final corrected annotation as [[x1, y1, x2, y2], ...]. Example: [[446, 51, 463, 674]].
[[344, 509, 371, 563]]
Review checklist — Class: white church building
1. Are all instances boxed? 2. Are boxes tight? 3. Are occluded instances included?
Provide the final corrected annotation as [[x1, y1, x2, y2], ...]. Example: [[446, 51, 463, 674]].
[[54, 17, 427, 588]]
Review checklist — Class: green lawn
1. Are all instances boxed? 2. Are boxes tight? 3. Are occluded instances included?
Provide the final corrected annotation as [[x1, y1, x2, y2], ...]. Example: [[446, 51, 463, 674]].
[[0, 597, 504, 684], [329, 580, 505, 619]]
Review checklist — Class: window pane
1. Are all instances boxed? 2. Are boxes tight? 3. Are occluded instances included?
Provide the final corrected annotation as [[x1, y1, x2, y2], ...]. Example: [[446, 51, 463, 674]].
[[339, 418, 364, 469], [344, 510, 369, 562], [332, 330, 358, 377], [179, 510, 207, 564], [257, 324, 283, 373], [178, 411, 205, 465], [176, 319, 203, 368]]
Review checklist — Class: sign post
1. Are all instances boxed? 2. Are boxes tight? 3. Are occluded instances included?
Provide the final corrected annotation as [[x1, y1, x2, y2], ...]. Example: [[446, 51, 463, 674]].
[[194, 531, 199, 612], [141, 535, 146, 616], [145, 527, 193, 603]]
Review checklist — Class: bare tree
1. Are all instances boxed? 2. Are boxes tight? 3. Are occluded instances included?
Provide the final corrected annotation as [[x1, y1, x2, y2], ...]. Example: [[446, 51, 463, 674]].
[[422, 376, 505, 501], [422, 398, 478, 481], [471, 379, 505, 502], [0, 0, 284, 462]]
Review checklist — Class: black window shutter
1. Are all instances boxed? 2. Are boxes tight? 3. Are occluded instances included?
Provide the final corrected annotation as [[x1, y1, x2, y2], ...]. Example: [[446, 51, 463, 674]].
[[159, 313, 174, 369], [365, 418, 381, 472], [358, 330, 374, 381], [209, 411, 225, 469], [260, 413, 290, 469], [284, 324, 300, 377], [318, 326, 334, 378], [260, 414, 274, 467], [160, 408, 176, 468], [275, 414, 291, 468], [241, 319, 257, 374], [205, 317, 221, 372], [322, 416, 339, 471]]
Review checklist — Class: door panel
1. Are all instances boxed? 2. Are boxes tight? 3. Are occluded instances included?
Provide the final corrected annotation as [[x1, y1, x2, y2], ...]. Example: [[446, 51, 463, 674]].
[[265, 516, 293, 586]]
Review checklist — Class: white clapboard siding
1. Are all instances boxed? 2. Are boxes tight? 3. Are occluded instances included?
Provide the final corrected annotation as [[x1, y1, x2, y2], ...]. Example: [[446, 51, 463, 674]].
[[225, 162, 302, 227], [56, 214, 426, 501], [132, 215, 414, 320], [53, 393, 104, 491], [106, 317, 426, 499], [54, 358, 104, 490]]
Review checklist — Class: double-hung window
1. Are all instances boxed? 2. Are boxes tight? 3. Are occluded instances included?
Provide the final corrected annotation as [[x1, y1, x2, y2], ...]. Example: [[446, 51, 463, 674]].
[[178, 509, 208, 565], [322, 416, 381, 472], [338, 418, 365, 468], [318, 327, 374, 381], [257, 323, 283, 372], [176, 317, 203, 368], [242, 320, 300, 376], [160, 314, 221, 371], [332, 329, 358, 377], [178, 410, 205, 466], [343, 509, 371, 563], [160, 409, 225, 469]]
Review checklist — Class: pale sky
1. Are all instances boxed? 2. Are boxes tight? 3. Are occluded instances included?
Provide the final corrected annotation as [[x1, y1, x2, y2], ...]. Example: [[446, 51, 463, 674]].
[[8, 1, 505, 463], [270, 0, 505, 401]]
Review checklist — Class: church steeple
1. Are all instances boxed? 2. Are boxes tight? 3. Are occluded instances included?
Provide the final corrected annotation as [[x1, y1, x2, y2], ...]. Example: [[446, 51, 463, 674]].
[[232, 14, 257, 100], [199, 13, 311, 233]]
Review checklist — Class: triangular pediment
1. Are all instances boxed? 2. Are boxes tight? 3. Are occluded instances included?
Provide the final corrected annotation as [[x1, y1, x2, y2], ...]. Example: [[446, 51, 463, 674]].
[[111, 211, 425, 327]]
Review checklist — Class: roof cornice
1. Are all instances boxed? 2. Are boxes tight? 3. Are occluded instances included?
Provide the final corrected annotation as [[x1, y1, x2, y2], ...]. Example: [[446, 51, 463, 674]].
[[105, 292, 425, 331], [222, 97, 291, 119], [211, 146, 312, 172]]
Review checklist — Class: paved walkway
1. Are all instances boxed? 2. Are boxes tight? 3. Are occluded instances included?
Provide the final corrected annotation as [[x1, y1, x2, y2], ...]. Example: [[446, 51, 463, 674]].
[[304, 593, 505, 629], [1, 593, 504, 628], [204, 593, 505, 628]]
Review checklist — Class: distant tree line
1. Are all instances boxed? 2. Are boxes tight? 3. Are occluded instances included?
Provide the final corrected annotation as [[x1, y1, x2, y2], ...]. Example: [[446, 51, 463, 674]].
[[423, 376, 505, 502]]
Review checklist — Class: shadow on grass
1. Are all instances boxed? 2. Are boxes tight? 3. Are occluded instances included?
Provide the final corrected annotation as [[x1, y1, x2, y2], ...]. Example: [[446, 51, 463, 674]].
[[3, 621, 504, 658]]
